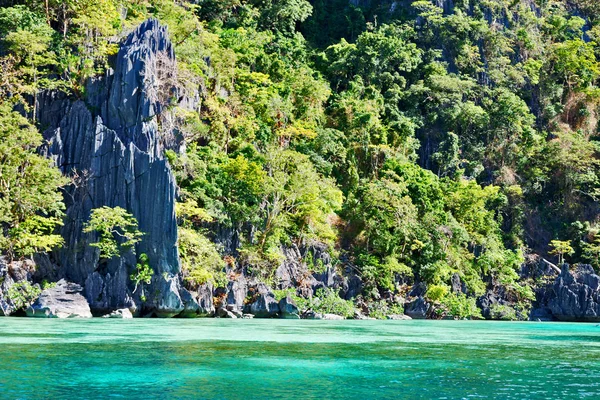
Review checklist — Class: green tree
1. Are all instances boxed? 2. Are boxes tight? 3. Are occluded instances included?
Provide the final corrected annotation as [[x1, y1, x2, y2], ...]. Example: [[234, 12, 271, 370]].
[[6, 281, 41, 312], [0, 103, 67, 260], [251, 0, 313, 34], [178, 227, 226, 287], [83, 206, 144, 259], [552, 39, 600, 91], [257, 147, 343, 255], [131, 253, 153, 301], [549, 240, 574, 265], [582, 232, 600, 270], [355, 176, 418, 260], [0, 6, 57, 112]]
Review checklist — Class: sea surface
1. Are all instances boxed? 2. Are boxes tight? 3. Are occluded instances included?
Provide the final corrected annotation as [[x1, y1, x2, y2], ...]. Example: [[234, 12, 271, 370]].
[[0, 318, 599, 399]]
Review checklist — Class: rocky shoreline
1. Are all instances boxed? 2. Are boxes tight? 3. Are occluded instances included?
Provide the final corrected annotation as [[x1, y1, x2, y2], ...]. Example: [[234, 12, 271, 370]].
[[2, 252, 600, 322]]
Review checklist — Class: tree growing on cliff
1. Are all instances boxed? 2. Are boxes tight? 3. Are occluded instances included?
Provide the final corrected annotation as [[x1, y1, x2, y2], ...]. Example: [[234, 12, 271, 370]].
[[83, 206, 143, 259], [549, 240, 574, 266], [131, 253, 153, 302]]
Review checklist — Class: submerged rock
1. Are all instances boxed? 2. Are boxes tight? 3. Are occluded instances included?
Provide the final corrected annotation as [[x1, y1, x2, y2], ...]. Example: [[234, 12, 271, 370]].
[[26, 280, 92, 318]]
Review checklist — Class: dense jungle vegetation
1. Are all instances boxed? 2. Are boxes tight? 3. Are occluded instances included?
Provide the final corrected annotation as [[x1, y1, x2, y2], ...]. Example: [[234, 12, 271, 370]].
[[2, 0, 600, 317]]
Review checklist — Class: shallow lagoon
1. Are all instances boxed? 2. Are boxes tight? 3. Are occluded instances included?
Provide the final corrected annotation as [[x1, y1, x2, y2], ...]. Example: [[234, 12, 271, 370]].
[[0, 319, 599, 399]]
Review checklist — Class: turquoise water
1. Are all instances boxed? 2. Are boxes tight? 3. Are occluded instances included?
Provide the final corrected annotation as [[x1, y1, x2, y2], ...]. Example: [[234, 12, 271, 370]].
[[0, 319, 599, 399]]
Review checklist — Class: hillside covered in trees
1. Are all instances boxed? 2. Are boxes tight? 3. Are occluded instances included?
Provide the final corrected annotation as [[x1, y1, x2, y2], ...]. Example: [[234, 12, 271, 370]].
[[2, 0, 600, 320]]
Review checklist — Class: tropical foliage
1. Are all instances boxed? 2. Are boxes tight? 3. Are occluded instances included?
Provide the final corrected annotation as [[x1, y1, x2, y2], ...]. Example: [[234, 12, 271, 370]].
[[4, 0, 600, 315]]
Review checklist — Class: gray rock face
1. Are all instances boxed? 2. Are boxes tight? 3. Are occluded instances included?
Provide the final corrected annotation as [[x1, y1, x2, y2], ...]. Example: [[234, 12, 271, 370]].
[[26, 280, 92, 318], [250, 293, 280, 318], [529, 307, 553, 322], [404, 296, 430, 319], [302, 310, 323, 319], [275, 242, 342, 297], [477, 290, 509, 320], [0, 259, 17, 316], [196, 283, 215, 316], [275, 245, 317, 296], [339, 271, 363, 300], [547, 265, 600, 322], [409, 282, 427, 297], [279, 295, 300, 319], [85, 270, 135, 314], [38, 19, 191, 316], [451, 273, 465, 294], [177, 283, 201, 317], [226, 276, 248, 312], [147, 275, 186, 317], [312, 265, 337, 293]]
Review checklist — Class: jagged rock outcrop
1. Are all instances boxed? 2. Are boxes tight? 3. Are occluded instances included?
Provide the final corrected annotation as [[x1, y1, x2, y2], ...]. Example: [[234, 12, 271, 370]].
[[38, 19, 195, 316], [225, 276, 248, 313], [451, 273, 466, 294], [404, 296, 430, 319], [275, 242, 346, 297], [275, 244, 318, 297], [339, 268, 363, 300], [195, 283, 216, 316], [279, 295, 300, 319], [546, 265, 600, 322], [250, 294, 280, 318], [0, 263, 15, 316], [477, 291, 509, 320], [26, 280, 92, 318]]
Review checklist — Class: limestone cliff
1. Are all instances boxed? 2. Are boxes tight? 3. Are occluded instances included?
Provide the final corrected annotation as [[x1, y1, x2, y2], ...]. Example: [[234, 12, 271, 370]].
[[37, 19, 194, 317]]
